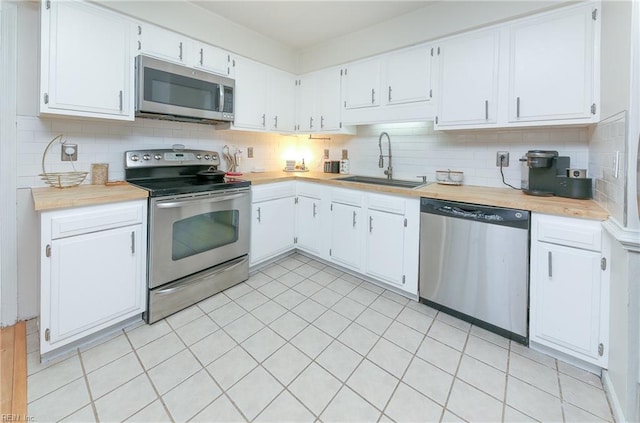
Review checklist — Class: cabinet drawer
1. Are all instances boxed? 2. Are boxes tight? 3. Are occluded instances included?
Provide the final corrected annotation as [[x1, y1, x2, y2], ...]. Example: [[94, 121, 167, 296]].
[[368, 193, 405, 214], [534, 214, 602, 251], [49, 201, 145, 239], [331, 188, 364, 207], [296, 182, 324, 199], [252, 182, 295, 203]]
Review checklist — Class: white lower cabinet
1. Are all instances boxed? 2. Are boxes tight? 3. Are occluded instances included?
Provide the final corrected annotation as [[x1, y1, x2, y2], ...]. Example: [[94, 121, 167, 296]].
[[530, 213, 609, 367], [295, 183, 326, 256], [329, 202, 363, 271], [250, 182, 296, 266], [250, 182, 420, 296], [40, 200, 147, 356]]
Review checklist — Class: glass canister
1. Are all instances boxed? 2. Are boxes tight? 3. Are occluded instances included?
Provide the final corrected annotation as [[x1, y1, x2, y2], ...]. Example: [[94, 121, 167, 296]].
[[91, 163, 109, 185]]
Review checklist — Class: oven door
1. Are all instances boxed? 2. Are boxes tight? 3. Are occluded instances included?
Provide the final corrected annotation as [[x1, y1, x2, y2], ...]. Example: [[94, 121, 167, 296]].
[[149, 188, 250, 288]]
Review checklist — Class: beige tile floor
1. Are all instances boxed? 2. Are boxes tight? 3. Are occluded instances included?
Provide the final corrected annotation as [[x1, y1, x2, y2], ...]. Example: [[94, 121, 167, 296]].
[[26, 253, 615, 422]]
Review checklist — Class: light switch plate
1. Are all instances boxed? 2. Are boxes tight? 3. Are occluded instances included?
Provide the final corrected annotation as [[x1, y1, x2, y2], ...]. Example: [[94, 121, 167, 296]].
[[247, 147, 254, 158], [61, 144, 78, 161]]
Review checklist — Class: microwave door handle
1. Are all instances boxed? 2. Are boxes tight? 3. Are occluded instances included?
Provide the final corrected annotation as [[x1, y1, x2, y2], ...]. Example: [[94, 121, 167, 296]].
[[156, 193, 246, 209], [219, 84, 224, 113]]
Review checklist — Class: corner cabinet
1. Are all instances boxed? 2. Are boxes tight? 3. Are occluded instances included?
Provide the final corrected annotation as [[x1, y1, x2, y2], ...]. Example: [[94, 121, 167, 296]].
[[529, 213, 609, 368], [250, 182, 296, 266], [39, 200, 147, 356], [40, 0, 135, 121]]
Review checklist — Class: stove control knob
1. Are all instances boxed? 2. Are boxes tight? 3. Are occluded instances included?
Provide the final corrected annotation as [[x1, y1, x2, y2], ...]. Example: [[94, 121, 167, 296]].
[[196, 154, 202, 160], [154, 154, 162, 160], [130, 154, 139, 162], [143, 154, 151, 161], [204, 154, 211, 160]]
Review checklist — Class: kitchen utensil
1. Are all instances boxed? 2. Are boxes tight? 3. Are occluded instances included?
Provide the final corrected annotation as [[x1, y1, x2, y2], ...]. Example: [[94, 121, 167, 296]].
[[196, 167, 226, 181]]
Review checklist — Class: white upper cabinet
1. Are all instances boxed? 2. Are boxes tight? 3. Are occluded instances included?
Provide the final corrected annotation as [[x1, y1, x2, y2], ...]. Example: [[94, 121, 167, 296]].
[[436, 1, 600, 130], [435, 29, 500, 128], [234, 58, 295, 133], [268, 69, 296, 133], [343, 57, 382, 109], [40, 0, 134, 120], [508, 3, 598, 123], [233, 57, 269, 130], [193, 43, 234, 77], [137, 23, 189, 64], [296, 67, 350, 133], [385, 45, 434, 106]]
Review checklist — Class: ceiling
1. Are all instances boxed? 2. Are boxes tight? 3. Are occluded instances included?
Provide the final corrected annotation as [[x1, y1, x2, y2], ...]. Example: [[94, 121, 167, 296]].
[[191, 1, 435, 50]]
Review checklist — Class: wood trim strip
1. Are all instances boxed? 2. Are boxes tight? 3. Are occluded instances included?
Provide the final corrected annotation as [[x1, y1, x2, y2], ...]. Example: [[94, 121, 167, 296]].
[[0, 322, 27, 419]]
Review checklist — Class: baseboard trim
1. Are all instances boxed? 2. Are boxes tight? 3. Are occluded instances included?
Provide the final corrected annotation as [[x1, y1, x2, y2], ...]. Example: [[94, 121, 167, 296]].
[[602, 370, 627, 423]]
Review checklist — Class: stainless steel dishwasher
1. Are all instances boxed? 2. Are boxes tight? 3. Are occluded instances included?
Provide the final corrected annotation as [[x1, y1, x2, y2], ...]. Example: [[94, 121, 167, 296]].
[[419, 198, 530, 344]]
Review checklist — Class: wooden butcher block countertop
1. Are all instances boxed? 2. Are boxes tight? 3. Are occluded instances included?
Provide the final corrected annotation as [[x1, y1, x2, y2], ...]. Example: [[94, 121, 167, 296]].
[[32, 183, 149, 211], [240, 171, 609, 220]]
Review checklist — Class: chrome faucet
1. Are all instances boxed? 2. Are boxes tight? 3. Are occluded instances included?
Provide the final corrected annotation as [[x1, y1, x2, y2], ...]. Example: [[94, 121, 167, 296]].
[[378, 131, 392, 179]]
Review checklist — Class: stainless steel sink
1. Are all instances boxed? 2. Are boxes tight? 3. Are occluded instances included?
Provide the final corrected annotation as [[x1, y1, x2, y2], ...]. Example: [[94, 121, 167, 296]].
[[336, 175, 425, 189]]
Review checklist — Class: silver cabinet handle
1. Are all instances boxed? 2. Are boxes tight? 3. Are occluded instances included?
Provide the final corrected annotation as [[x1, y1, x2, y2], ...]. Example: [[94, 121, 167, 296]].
[[320, 116, 325, 129], [388, 86, 392, 102], [309, 116, 314, 129], [261, 113, 266, 127], [352, 210, 357, 227], [485, 100, 489, 120], [257, 207, 261, 223], [274, 115, 278, 128], [199, 48, 203, 65], [371, 88, 375, 104], [516, 97, 521, 118], [548, 251, 553, 278], [137, 40, 141, 50], [137, 25, 142, 35], [130, 231, 135, 254], [118, 90, 123, 112], [313, 203, 317, 218], [179, 42, 183, 61], [369, 216, 373, 233]]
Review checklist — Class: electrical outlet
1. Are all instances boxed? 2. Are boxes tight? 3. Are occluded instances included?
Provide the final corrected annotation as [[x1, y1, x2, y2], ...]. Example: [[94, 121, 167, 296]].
[[342, 149, 348, 160], [496, 151, 509, 167], [61, 144, 78, 161], [324, 149, 329, 159], [247, 147, 254, 158]]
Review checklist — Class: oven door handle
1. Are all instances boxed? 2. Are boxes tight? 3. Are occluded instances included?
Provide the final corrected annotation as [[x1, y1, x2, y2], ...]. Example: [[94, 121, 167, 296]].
[[154, 256, 248, 295], [156, 193, 247, 209]]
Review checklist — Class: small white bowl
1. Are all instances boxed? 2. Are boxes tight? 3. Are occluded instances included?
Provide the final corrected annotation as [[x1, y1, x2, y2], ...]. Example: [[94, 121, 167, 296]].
[[436, 170, 464, 185]]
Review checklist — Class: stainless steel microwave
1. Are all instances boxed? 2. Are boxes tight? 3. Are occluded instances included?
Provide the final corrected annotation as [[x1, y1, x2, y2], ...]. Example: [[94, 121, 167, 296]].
[[135, 55, 234, 125]]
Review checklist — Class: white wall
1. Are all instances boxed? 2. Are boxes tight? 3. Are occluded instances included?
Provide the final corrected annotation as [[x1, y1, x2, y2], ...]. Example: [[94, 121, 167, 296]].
[[98, 0, 298, 73], [298, 0, 565, 73]]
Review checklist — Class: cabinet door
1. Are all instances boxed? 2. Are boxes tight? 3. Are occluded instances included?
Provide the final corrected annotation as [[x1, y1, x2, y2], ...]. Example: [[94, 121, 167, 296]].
[[365, 210, 406, 287], [269, 69, 296, 133], [343, 57, 381, 109], [436, 29, 500, 127], [316, 68, 343, 131], [234, 57, 269, 130], [509, 4, 596, 122], [194, 43, 232, 76], [46, 225, 144, 348], [41, 0, 133, 119], [138, 23, 187, 64], [296, 74, 316, 132], [531, 242, 604, 365], [329, 202, 362, 270], [250, 197, 295, 265], [385, 45, 433, 106], [296, 196, 322, 254]]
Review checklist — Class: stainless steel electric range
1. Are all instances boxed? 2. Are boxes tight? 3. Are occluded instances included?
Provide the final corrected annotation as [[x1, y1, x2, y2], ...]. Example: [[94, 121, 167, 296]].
[[125, 147, 251, 323]]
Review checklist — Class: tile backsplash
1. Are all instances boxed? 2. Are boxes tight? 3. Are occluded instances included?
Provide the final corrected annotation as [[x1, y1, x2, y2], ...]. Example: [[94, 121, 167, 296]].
[[588, 111, 627, 225], [17, 115, 589, 191]]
